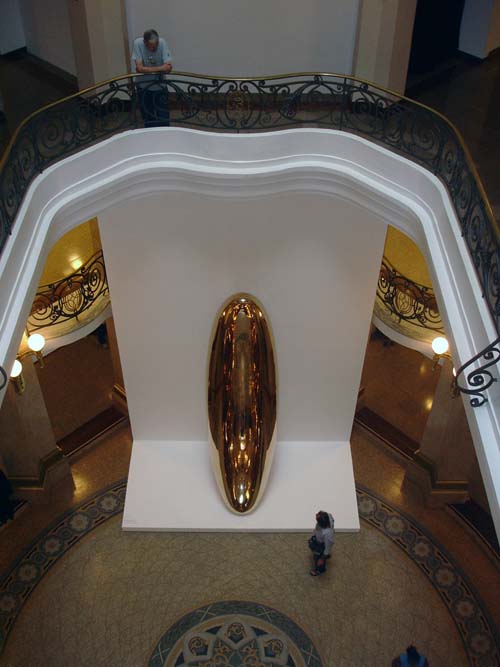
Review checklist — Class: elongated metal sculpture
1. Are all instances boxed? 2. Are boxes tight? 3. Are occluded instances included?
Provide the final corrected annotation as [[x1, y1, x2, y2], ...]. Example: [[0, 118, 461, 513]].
[[208, 294, 277, 513]]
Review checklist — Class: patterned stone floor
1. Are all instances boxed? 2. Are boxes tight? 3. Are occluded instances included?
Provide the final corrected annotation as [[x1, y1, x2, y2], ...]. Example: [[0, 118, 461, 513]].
[[149, 601, 323, 666], [0, 479, 498, 667]]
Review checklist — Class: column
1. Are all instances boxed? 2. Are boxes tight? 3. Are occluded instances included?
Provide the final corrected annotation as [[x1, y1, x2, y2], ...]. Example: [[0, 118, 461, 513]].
[[403, 359, 479, 506], [67, 0, 128, 89], [0, 357, 73, 501], [105, 316, 128, 416], [354, 0, 417, 93], [460, 0, 500, 59]]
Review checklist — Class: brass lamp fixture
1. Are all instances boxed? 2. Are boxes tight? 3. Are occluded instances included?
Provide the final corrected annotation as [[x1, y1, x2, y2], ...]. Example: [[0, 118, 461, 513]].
[[10, 359, 25, 394], [450, 366, 460, 398], [431, 335, 449, 370], [430, 335, 461, 398], [9, 333, 46, 394]]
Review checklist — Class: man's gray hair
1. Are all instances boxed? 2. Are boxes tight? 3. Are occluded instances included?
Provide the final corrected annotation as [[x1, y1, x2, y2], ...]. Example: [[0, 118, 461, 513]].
[[143, 29, 159, 43]]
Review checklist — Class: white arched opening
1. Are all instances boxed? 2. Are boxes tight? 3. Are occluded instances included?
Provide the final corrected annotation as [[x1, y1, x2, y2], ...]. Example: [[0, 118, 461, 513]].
[[0, 128, 498, 532]]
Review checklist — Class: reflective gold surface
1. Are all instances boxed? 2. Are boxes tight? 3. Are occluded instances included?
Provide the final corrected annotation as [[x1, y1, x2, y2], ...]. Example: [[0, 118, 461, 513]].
[[208, 294, 277, 513]]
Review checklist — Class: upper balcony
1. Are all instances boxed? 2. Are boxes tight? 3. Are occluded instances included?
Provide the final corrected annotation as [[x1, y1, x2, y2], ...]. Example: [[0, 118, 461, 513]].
[[1, 71, 499, 328]]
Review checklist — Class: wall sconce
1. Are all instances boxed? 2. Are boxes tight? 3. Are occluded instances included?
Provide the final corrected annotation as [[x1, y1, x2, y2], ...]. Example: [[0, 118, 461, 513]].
[[450, 366, 460, 398], [9, 333, 46, 395], [10, 359, 25, 394], [431, 336, 449, 370], [26, 333, 46, 365]]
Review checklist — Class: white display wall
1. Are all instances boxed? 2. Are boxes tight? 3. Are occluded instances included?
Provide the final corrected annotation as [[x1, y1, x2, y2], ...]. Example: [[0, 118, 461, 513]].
[[98, 191, 386, 444], [98, 188, 385, 530], [124, 0, 360, 76]]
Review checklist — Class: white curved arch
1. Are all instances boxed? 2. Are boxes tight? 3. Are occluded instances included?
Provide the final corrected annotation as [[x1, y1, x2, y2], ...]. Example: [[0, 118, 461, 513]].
[[0, 127, 499, 532], [371, 314, 436, 359]]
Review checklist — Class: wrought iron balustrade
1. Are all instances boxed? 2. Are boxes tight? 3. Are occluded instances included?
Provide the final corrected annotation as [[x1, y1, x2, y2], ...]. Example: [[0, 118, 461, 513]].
[[455, 336, 500, 407], [27, 251, 108, 331], [376, 258, 443, 333], [0, 71, 498, 337]]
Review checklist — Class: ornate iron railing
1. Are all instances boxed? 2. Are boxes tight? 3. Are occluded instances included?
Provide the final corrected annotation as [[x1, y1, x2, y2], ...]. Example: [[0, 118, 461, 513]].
[[0, 71, 498, 335], [377, 258, 443, 333], [27, 251, 108, 330], [455, 336, 500, 407]]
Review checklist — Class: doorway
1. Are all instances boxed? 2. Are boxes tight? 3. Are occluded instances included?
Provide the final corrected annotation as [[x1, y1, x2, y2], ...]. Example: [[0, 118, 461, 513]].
[[406, 0, 466, 93]]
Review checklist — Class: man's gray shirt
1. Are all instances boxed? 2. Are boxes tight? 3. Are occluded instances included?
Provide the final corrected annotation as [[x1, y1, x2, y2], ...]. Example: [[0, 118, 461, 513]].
[[131, 37, 172, 88]]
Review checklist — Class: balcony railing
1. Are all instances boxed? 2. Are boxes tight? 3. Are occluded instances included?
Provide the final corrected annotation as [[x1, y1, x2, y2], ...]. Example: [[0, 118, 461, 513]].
[[376, 258, 443, 334], [0, 72, 498, 333], [27, 250, 108, 332]]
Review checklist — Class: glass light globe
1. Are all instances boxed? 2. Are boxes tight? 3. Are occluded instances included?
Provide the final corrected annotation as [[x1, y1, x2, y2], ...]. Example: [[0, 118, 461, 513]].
[[27, 333, 45, 352], [432, 336, 449, 356], [11, 359, 23, 378]]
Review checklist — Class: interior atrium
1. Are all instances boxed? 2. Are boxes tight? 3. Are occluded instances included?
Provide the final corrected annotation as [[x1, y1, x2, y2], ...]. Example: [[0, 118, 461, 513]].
[[0, 1, 499, 666]]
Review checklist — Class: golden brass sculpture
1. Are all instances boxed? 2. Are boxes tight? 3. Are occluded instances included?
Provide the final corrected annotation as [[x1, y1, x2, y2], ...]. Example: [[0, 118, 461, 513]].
[[208, 294, 277, 513]]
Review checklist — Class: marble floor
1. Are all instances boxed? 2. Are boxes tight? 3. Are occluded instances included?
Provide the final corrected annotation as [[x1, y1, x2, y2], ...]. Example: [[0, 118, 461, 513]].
[[0, 424, 498, 667], [0, 503, 468, 666], [359, 334, 440, 444]]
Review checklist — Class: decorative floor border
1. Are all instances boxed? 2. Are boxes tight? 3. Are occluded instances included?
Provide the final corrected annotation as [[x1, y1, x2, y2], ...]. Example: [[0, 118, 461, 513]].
[[356, 485, 499, 667], [0, 480, 498, 666], [0, 480, 127, 651]]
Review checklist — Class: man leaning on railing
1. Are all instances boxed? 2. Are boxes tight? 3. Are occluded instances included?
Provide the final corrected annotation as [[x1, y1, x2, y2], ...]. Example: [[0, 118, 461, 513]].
[[131, 28, 172, 128]]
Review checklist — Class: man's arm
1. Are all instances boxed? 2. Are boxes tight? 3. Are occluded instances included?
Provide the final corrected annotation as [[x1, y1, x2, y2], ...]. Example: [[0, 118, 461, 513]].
[[131, 37, 172, 74], [134, 38, 172, 74], [134, 61, 172, 74], [323, 531, 334, 556]]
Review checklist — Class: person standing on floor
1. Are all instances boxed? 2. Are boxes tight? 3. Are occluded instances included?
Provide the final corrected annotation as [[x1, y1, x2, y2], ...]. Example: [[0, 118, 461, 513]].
[[131, 29, 173, 127], [391, 645, 429, 667], [308, 510, 335, 576]]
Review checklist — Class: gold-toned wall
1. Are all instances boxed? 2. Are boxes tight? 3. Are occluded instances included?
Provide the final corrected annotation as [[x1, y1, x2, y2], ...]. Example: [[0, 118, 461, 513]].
[[383, 226, 432, 287], [39, 219, 101, 285]]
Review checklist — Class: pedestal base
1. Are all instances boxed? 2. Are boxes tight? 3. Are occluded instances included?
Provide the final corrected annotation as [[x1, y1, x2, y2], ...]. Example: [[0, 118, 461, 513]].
[[122, 440, 360, 531], [403, 454, 469, 508]]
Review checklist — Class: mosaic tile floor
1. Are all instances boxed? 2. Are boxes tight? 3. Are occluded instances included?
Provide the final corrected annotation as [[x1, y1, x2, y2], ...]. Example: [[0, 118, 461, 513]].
[[0, 480, 498, 667], [149, 601, 322, 667]]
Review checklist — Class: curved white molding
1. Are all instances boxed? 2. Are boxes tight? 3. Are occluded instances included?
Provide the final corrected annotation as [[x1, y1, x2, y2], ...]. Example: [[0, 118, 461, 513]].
[[41, 303, 112, 356], [372, 315, 434, 359], [0, 127, 499, 534]]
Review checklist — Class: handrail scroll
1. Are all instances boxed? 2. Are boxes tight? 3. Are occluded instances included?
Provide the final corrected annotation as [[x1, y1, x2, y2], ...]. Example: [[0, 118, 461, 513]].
[[455, 336, 500, 407]]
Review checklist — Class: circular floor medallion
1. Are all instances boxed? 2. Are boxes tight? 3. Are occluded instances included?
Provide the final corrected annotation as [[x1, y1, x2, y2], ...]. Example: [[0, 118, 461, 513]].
[[149, 600, 323, 667]]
